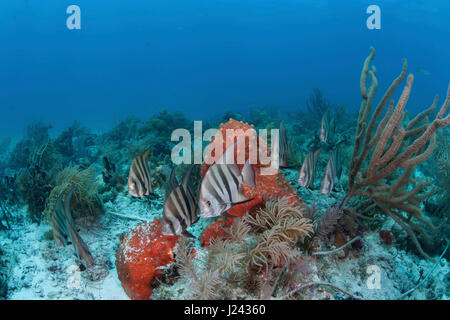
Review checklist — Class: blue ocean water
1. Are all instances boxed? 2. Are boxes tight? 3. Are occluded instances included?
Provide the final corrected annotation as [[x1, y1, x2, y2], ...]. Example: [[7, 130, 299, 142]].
[[1, 0, 449, 137]]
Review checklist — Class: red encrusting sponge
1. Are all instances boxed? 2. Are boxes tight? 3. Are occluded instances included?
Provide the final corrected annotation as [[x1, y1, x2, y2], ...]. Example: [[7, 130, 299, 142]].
[[115, 219, 179, 300]]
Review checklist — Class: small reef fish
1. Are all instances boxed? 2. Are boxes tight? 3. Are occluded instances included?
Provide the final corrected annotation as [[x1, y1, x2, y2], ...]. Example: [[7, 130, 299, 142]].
[[319, 110, 329, 143], [128, 146, 153, 198], [416, 68, 430, 76], [298, 148, 321, 188], [279, 120, 291, 168], [320, 149, 337, 195], [51, 187, 95, 269], [199, 139, 256, 218], [162, 165, 199, 237]]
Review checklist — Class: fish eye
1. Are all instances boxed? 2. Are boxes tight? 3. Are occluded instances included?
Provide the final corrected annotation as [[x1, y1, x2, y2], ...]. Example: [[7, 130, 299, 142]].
[[206, 200, 211, 207]]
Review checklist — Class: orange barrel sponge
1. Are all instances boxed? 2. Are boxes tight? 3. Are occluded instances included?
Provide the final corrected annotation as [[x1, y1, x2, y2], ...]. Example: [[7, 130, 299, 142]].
[[115, 219, 179, 300]]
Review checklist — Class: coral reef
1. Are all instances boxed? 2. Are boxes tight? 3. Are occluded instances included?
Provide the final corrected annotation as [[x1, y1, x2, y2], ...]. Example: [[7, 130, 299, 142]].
[[8, 122, 53, 170], [53, 122, 96, 165], [176, 197, 314, 299], [8, 121, 102, 221], [0, 45, 448, 301], [98, 156, 126, 203], [16, 161, 53, 221], [138, 110, 191, 156]]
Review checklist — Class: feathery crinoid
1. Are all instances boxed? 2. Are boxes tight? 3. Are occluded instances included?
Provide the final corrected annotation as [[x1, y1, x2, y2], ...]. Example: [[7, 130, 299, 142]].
[[206, 238, 246, 276], [45, 165, 102, 220], [243, 197, 314, 277], [228, 217, 251, 244], [277, 217, 313, 245], [248, 229, 293, 273], [174, 237, 198, 281], [244, 196, 313, 244], [175, 237, 235, 300], [189, 270, 222, 300]]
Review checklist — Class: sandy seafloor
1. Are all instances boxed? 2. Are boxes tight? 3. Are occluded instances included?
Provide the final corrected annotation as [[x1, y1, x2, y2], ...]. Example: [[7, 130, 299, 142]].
[[0, 169, 448, 300]]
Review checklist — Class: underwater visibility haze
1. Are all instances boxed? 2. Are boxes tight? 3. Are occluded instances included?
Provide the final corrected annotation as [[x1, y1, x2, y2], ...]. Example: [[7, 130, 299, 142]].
[[0, 0, 449, 301]]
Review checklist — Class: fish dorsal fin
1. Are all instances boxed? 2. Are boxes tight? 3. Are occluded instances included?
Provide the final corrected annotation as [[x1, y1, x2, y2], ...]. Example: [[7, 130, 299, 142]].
[[169, 166, 178, 186], [241, 159, 255, 187], [181, 164, 194, 188], [216, 136, 245, 165], [142, 146, 152, 161], [165, 167, 178, 200]]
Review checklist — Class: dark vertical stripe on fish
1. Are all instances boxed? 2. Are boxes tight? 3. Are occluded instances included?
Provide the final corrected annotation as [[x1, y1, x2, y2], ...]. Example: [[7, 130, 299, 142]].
[[136, 156, 150, 194], [216, 165, 233, 204], [210, 165, 227, 201]]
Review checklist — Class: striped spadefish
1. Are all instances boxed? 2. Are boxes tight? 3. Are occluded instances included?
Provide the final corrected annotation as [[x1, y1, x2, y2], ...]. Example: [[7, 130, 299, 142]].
[[320, 149, 337, 195], [202, 163, 243, 212], [298, 148, 321, 188], [51, 188, 95, 269], [128, 147, 152, 197], [162, 166, 198, 236]]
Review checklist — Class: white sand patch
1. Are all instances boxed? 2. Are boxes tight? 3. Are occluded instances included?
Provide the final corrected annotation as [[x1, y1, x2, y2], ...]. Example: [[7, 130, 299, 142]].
[[316, 231, 448, 300]]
